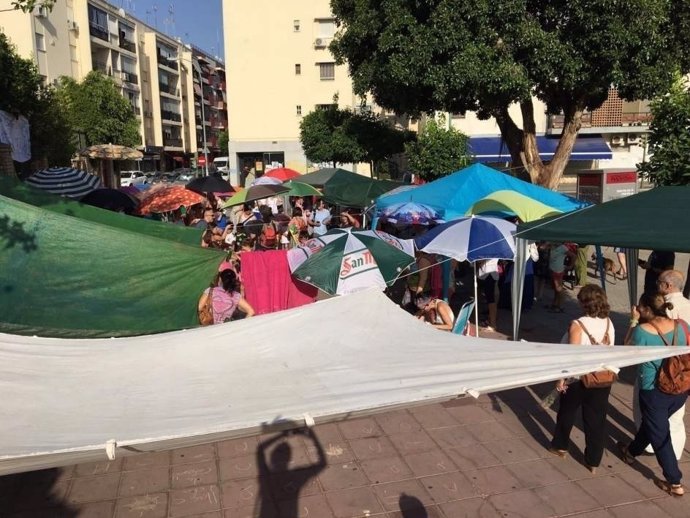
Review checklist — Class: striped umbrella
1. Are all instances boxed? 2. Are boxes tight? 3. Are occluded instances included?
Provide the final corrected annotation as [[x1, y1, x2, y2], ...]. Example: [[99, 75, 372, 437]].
[[26, 167, 102, 199], [291, 229, 415, 295]]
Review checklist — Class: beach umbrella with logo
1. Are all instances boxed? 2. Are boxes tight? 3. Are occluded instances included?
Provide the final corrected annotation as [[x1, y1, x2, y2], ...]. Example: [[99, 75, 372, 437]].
[[291, 229, 415, 295]]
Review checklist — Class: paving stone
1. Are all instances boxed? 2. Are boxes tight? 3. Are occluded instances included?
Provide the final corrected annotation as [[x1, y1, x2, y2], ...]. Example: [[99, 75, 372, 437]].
[[403, 449, 456, 477], [534, 481, 602, 515], [318, 461, 369, 491], [608, 500, 671, 518], [219, 478, 261, 510], [442, 403, 495, 424], [371, 479, 434, 512], [388, 430, 437, 455], [276, 494, 335, 518], [224, 506, 277, 518], [464, 465, 523, 496], [426, 426, 478, 449], [171, 445, 216, 465], [115, 492, 167, 518], [386, 503, 443, 518], [576, 474, 647, 507], [123, 452, 170, 471], [464, 421, 516, 443], [437, 497, 501, 518], [6, 470, 71, 511], [408, 404, 459, 429], [305, 438, 355, 465], [72, 501, 116, 518], [216, 436, 259, 459], [443, 443, 501, 471], [268, 469, 321, 501], [419, 471, 479, 504], [505, 458, 570, 488], [325, 486, 384, 518], [613, 468, 665, 499], [74, 459, 123, 477], [171, 460, 218, 489], [218, 454, 257, 481], [374, 409, 422, 435], [488, 488, 556, 518], [118, 466, 170, 497], [482, 437, 543, 464], [67, 473, 121, 504], [337, 417, 383, 440], [256, 435, 312, 472], [349, 436, 398, 461], [359, 456, 413, 484], [652, 493, 690, 518], [168, 484, 221, 517]]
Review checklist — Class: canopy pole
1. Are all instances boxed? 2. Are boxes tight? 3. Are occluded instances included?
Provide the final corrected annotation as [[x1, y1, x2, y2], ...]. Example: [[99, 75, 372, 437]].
[[511, 238, 528, 340], [442, 259, 450, 302], [474, 262, 479, 335], [626, 248, 639, 308]]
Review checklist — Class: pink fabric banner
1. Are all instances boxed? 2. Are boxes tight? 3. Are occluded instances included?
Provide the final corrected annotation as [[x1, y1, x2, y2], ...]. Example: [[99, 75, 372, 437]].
[[241, 249, 317, 315]]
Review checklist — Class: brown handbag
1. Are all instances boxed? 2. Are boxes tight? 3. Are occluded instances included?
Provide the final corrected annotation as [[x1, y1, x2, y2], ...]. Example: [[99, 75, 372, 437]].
[[198, 288, 214, 326], [577, 319, 617, 389]]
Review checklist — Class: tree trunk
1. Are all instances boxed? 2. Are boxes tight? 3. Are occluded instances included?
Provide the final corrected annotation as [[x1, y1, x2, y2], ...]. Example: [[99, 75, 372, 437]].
[[539, 109, 583, 189]]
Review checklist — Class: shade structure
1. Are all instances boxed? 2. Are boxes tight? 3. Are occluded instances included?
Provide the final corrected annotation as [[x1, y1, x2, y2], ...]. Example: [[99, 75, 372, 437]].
[[1, 288, 687, 475], [379, 202, 445, 226], [415, 216, 517, 262], [80, 188, 138, 213], [297, 167, 359, 188], [287, 228, 415, 273], [264, 167, 301, 181], [78, 144, 143, 160], [185, 175, 234, 194], [324, 177, 400, 208], [467, 190, 563, 223], [292, 229, 415, 295], [25, 166, 102, 199], [283, 180, 322, 198], [138, 185, 205, 214], [221, 184, 290, 208]]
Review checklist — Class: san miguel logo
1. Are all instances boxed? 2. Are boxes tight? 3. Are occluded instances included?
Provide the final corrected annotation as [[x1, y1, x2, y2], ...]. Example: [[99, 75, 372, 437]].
[[340, 251, 376, 278], [373, 231, 404, 251], [305, 239, 325, 254]]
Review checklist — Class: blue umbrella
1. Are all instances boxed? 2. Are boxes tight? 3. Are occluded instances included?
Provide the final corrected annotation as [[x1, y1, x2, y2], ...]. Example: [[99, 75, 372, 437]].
[[415, 215, 516, 332], [379, 202, 445, 226]]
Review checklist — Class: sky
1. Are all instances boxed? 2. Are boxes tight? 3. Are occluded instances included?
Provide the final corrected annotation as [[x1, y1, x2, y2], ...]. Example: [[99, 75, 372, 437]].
[[116, 0, 224, 60]]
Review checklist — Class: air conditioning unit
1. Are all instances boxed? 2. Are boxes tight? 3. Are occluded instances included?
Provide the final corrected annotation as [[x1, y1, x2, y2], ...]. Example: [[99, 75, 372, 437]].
[[36, 6, 49, 18], [68, 20, 79, 32], [627, 134, 641, 145], [610, 135, 624, 146], [314, 38, 326, 48]]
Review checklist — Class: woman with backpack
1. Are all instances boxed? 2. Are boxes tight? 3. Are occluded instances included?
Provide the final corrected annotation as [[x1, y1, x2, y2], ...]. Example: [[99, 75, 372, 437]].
[[618, 292, 689, 497], [550, 284, 615, 474]]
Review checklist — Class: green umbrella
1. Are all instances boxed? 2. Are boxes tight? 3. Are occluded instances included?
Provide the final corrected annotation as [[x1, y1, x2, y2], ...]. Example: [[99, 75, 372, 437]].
[[292, 229, 415, 295], [220, 184, 290, 208], [284, 181, 323, 197]]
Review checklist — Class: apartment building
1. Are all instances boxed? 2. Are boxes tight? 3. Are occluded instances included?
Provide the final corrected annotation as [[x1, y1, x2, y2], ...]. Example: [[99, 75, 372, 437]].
[[0, 0, 227, 171], [223, 0, 647, 189]]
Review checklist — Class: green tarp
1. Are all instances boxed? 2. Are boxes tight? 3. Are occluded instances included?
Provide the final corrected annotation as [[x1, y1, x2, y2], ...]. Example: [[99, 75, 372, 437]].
[[298, 168, 400, 207], [517, 186, 690, 252], [0, 194, 223, 338], [0, 177, 203, 247]]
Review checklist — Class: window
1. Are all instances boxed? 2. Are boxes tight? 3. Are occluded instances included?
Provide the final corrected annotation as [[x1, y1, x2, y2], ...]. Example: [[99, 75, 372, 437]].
[[316, 103, 337, 111], [318, 62, 335, 81], [88, 5, 107, 30], [35, 32, 45, 52], [296, 105, 302, 116], [295, 64, 301, 75], [317, 19, 336, 38], [450, 112, 466, 119], [293, 19, 300, 32]]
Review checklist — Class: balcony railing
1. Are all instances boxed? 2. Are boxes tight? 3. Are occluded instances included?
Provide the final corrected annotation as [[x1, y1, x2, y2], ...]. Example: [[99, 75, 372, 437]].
[[89, 23, 109, 42], [164, 137, 183, 148], [157, 54, 178, 70], [93, 60, 109, 74], [161, 110, 182, 122], [159, 83, 178, 96], [119, 37, 136, 53], [121, 71, 138, 84]]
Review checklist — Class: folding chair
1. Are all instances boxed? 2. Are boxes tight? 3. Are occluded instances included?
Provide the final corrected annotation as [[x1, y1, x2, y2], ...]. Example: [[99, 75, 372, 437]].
[[452, 299, 476, 336]]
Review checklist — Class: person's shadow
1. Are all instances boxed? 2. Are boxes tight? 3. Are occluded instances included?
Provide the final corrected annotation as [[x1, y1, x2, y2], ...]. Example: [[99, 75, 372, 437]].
[[255, 424, 326, 518], [399, 493, 428, 518]]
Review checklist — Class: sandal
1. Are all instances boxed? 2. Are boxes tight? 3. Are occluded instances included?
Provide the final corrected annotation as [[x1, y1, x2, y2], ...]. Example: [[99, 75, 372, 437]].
[[548, 447, 568, 458], [655, 479, 684, 497], [617, 441, 635, 465]]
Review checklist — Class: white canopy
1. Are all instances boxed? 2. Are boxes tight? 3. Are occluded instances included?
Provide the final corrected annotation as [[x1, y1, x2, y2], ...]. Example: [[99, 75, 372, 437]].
[[0, 289, 684, 475]]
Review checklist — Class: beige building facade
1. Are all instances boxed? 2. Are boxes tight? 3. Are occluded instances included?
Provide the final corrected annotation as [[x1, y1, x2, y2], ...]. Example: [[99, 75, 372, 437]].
[[0, 0, 226, 171]]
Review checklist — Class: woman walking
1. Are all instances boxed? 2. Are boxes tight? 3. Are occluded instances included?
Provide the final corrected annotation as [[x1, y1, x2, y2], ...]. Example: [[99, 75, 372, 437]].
[[550, 284, 615, 474]]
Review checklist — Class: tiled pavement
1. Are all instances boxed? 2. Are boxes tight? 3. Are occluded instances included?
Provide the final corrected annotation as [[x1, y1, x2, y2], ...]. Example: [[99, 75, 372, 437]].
[[2, 253, 690, 517]]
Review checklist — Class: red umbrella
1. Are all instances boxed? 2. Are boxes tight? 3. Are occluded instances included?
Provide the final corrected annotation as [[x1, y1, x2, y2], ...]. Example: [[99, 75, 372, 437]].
[[137, 186, 205, 214], [264, 167, 301, 181]]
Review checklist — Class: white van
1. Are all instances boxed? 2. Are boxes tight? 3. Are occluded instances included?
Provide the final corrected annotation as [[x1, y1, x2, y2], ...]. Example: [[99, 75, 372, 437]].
[[213, 157, 240, 185]]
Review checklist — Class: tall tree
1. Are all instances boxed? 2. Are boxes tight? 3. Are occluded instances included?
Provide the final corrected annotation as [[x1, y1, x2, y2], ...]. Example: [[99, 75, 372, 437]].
[[331, 0, 690, 188], [405, 116, 470, 181], [218, 129, 229, 156], [57, 71, 140, 148], [639, 76, 690, 186], [10, 0, 55, 12]]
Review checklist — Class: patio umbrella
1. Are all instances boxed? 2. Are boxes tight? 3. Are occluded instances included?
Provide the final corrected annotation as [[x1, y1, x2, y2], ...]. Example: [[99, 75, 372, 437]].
[[284, 181, 322, 198], [78, 144, 143, 160], [415, 215, 517, 332], [80, 188, 139, 214], [287, 228, 415, 272], [138, 185, 205, 214], [251, 176, 283, 186], [26, 167, 102, 199], [220, 184, 290, 208], [185, 175, 234, 194], [264, 167, 301, 181], [292, 229, 416, 295], [379, 202, 445, 226]]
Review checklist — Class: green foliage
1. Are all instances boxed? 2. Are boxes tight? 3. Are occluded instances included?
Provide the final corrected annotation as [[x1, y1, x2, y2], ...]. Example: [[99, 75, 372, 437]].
[[404, 116, 470, 181], [0, 32, 72, 164], [10, 0, 55, 13], [218, 129, 229, 156], [57, 71, 140, 148], [331, 0, 690, 184], [639, 77, 690, 186], [300, 105, 411, 169]]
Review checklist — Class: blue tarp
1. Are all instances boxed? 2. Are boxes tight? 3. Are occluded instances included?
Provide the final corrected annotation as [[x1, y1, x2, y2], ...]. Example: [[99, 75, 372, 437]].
[[375, 163, 587, 222], [469, 135, 612, 163]]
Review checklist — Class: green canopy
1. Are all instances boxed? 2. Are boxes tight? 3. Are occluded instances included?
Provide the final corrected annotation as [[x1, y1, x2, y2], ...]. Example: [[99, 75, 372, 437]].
[[517, 186, 690, 252], [0, 177, 203, 247], [324, 177, 400, 208], [297, 168, 359, 188], [0, 194, 223, 338]]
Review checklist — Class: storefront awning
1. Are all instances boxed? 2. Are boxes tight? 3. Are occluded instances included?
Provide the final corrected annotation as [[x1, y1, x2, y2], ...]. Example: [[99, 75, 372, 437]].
[[469, 135, 612, 163]]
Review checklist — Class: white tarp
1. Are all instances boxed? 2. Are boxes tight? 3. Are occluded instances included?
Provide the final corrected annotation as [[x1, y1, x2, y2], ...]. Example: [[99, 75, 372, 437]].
[[0, 289, 686, 475]]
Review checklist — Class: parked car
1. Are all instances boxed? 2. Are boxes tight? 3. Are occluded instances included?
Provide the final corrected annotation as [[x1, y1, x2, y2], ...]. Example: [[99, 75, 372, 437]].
[[120, 171, 147, 187], [173, 168, 194, 182]]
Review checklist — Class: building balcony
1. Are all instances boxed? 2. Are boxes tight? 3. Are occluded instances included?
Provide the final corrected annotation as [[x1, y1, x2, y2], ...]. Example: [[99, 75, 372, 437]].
[[157, 54, 178, 71], [89, 23, 109, 42], [161, 110, 182, 123], [119, 37, 136, 53], [121, 71, 138, 84], [159, 84, 179, 96], [163, 137, 183, 148], [92, 59, 109, 75]]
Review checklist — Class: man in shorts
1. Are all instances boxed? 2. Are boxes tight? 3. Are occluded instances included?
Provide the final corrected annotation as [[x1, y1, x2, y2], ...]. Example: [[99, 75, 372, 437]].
[[548, 243, 575, 312]]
